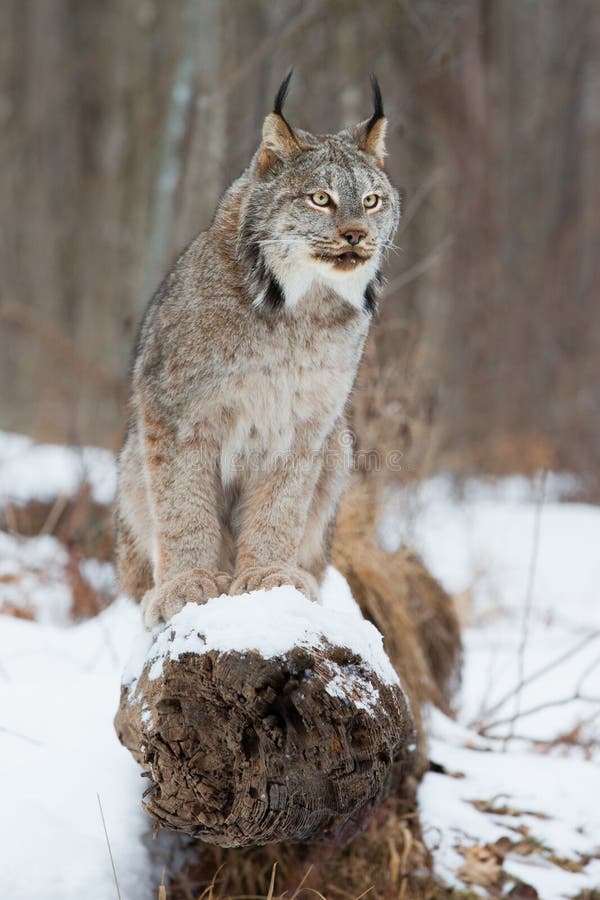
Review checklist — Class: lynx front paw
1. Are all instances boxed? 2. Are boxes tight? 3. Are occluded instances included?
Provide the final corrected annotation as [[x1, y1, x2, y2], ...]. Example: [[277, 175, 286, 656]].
[[141, 569, 231, 629], [229, 565, 319, 602]]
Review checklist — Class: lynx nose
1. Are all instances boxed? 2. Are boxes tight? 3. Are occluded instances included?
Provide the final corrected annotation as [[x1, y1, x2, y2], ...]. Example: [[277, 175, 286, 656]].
[[341, 228, 368, 246]]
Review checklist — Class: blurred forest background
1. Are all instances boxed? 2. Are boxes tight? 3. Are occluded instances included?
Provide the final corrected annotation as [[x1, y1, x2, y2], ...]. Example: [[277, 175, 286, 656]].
[[1, 0, 599, 491]]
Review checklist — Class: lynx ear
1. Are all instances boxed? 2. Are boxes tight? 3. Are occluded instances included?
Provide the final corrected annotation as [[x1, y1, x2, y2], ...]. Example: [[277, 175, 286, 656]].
[[354, 74, 388, 169], [258, 70, 302, 174]]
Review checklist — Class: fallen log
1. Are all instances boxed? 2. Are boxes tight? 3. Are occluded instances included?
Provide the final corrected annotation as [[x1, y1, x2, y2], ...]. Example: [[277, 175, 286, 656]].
[[115, 569, 421, 847]]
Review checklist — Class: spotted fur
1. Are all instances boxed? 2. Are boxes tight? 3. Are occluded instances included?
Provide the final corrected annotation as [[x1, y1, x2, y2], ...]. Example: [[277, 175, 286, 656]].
[[116, 75, 401, 627]]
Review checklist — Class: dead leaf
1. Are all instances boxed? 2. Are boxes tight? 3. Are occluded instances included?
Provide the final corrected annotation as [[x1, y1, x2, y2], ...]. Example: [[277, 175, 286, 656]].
[[458, 843, 503, 888]]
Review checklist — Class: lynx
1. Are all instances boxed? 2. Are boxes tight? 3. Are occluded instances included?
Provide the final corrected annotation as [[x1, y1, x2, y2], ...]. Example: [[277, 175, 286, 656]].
[[116, 73, 401, 627]]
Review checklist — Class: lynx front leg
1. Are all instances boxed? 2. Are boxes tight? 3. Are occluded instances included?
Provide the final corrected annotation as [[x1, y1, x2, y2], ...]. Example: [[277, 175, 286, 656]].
[[299, 420, 351, 583], [230, 449, 324, 601], [140, 414, 230, 627]]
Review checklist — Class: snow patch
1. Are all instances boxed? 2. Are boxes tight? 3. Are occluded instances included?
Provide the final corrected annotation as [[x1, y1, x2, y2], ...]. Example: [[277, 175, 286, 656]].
[[381, 475, 600, 751], [0, 430, 116, 506], [419, 708, 600, 898], [0, 597, 155, 900], [324, 663, 381, 714], [0, 532, 73, 624], [384, 474, 600, 896], [126, 568, 401, 692]]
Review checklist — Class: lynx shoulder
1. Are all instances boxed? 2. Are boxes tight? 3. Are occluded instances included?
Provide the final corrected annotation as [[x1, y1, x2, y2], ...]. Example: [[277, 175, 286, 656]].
[[116, 73, 401, 627]]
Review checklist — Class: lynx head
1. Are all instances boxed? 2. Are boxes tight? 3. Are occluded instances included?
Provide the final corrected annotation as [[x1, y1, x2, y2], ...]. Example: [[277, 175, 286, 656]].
[[239, 72, 400, 315]]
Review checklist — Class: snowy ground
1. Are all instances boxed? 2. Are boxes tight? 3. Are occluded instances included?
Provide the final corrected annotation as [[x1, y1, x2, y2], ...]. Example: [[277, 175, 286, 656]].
[[0, 598, 154, 900], [382, 475, 600, 897], [0, 432, 598, 898]]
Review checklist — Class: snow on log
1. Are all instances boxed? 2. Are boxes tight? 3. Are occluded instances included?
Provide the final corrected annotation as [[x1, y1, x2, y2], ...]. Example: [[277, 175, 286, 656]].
[[115, 569, 420, 847]]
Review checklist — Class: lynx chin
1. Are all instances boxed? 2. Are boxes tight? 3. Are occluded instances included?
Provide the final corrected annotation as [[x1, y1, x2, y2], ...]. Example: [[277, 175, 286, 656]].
[[116, 73, 401, 627]]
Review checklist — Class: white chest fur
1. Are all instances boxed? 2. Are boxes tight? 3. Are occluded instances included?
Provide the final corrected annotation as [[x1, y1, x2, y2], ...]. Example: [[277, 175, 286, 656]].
[[219, 334, 359, 486], [265, 249, 379, 312]]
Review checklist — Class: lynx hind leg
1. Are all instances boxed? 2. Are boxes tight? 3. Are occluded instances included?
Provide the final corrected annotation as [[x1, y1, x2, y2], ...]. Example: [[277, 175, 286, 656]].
[[299, 420, 351, 585], [115, 514, 153, 602]]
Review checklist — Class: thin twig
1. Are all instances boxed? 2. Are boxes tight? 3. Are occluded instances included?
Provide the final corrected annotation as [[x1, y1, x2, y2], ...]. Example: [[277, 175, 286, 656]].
[[158, 865, 167, 900], [505, 470, 547, 746], [396, 167, 445, 238], [354, 889, 374, 900], [481, 692, 600, 734], [0, 724, 43, 746], [383, 236, 453, 295], [290, 866, 313, 900], [472, 629, 600, 728], [266, 863, 277, 900], [575, 651, 600, 694], [39, 493, 70, 536], [481, 706, 600, 749], [97, 792, 123, 900], [198, 865, 225, 900]]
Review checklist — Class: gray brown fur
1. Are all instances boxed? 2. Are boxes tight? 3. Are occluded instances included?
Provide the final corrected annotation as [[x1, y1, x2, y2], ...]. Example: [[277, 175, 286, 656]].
[[116, 77, 400, 627]]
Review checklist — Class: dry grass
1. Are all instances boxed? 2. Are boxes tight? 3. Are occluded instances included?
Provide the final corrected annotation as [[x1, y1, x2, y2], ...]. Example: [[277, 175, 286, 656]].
[[165, 795, 439, 900], [0, 484, 116, 622], [1, 485, 114, 562]]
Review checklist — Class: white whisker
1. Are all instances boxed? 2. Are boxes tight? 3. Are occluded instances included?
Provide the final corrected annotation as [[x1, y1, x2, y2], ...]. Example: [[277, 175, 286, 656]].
[[257, 238, 305, 247]]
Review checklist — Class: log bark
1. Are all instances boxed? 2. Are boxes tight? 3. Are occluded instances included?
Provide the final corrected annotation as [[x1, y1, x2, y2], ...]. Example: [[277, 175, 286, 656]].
[[115, 615, 419, 847]]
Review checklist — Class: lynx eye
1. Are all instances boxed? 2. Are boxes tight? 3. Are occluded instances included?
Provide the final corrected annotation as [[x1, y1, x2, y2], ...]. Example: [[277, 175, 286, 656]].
[[310, 191, 332, 208], [363, 194, 380, 210]]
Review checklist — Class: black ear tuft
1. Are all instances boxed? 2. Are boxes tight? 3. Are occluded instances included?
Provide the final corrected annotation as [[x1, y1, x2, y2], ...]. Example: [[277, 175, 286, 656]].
[[273, 69, 294, 117], [366, 73, 384, 134]]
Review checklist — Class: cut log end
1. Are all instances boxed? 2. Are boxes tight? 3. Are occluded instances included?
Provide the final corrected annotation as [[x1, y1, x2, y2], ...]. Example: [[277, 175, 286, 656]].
[[115, 641, 419, 848]]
